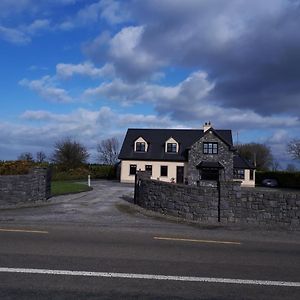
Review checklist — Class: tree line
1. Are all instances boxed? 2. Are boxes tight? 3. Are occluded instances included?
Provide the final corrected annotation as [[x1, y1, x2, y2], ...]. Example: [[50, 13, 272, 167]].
[[17, 137, 120, 171]]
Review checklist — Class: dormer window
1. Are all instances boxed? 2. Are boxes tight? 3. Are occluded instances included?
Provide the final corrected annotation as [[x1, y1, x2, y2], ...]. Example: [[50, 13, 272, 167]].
[[134, 137, 148, 152], [136, 142, 145, 152], [165, 137, 179, 153], [167, 143, 177, 153]]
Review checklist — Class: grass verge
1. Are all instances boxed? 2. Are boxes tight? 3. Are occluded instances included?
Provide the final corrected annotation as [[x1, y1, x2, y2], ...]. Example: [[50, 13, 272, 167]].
[[51, 181, 92, 196]]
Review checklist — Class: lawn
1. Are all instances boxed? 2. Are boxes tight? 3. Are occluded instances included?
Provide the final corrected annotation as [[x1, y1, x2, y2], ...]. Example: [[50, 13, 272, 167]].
[[51, 181, 92, 196]]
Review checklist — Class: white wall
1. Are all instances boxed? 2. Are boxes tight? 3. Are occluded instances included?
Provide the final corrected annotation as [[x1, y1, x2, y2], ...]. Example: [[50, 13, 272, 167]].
[[120, 160, 186, 183], [234, 169, 255, 187]]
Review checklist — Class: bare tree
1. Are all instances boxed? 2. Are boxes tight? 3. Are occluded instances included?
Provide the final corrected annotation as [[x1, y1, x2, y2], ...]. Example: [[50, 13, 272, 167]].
[[287, 139, 300, 161], [36, 151, 47, 163], [236, 143, 273, 171], [18, 152, 34, 162], [97, 137, 119, 165], [271, 160, 281, 171], [52, 137, 89, 171], [286, 163, 297, 172]]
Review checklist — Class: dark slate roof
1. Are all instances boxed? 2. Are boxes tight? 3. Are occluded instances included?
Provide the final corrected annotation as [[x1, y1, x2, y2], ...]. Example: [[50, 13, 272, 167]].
[[233, 153, 256, 169], [119, 128, 233, 162]]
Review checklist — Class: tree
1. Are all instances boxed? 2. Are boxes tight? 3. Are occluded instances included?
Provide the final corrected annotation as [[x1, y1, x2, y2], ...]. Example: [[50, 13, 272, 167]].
[[36, 151, 47, 163], [286, 163, 297, 172], [97, 137, 119, 165], [271, 160, 281, 171], [52, 137, 89, 170], [287, 139, 300, 161], [18, 152, 34, 162], [236, 143, 273, 171]]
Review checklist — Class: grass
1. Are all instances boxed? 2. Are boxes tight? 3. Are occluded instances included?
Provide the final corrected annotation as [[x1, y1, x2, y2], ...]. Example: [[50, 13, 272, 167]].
[[51, 181, 92, 196]]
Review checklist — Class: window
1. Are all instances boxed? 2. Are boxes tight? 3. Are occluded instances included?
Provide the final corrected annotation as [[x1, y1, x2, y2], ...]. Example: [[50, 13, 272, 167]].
[[203, 142, 218, 154], [167, 143, 177, 153], [136, 142, 146, 152], [160, 165, 168, 177], [129, 164, 137, 175], [234, 169, 245, 179], [145, 165, 152, 175]]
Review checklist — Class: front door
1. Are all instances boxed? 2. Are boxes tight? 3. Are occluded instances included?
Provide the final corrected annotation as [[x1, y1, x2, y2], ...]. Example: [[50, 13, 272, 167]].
[[176, 166, 184, 184]]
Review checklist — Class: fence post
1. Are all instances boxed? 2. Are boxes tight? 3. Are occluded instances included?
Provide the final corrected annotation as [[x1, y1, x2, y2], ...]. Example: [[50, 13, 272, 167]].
[[217, 180, 221, 222], [134, 173, 137, 204]]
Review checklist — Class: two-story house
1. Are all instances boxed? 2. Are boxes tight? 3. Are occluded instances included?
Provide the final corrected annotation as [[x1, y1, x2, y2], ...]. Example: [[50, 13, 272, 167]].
[[118, 123, 255, 186]]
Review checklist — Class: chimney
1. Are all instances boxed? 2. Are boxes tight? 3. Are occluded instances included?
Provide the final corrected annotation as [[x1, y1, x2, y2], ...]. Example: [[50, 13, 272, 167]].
[[203, 121, 212, 132]]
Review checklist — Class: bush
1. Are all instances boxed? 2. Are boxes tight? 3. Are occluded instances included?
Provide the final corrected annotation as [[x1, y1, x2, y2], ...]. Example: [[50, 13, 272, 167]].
[[0, 160, 50, 176], [51, 167, 90, 181], [256, 171, 300, 189], [89, 164, 116, 179], [51, 164, 117, 181]]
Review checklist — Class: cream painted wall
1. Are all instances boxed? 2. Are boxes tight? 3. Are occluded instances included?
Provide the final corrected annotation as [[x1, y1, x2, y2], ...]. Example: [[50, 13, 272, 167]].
[[234, 169, 255, 187], [120, 160, 187, 183]]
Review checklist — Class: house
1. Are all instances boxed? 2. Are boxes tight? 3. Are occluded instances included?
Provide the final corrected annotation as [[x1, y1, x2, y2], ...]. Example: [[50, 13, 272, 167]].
[[118, 122, 255, 187]]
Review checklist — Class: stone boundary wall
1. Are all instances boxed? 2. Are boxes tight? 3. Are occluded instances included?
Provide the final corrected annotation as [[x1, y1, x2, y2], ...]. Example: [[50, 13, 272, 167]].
[[135, 173, 300, 228], [0, 168, 51, 209]]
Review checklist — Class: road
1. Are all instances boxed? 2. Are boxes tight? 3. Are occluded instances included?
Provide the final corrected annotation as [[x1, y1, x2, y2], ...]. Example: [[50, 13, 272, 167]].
[[0, 180, 299, 299]]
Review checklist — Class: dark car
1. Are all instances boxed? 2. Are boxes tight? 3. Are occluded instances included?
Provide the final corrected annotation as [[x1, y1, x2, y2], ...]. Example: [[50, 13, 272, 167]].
[[262, 178, 279, 188]]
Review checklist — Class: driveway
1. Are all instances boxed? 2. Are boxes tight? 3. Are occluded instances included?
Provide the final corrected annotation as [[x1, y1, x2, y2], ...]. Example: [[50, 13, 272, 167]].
[[0, 180, 138, 227]]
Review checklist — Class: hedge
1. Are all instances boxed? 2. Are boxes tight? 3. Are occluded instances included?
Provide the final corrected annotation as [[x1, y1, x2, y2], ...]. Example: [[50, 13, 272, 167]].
[[0, 161, 117, 181], [51, 164, 117, 181], [0, 161, 48, 175], [256, 171, 300, 189]]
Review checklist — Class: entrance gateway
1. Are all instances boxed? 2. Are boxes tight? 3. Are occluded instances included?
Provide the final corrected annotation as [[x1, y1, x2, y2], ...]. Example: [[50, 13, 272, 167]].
[[196, 161, 224, 181]]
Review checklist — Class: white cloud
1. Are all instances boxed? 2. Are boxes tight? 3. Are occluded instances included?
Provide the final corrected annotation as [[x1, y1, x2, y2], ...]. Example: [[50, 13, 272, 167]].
[[0, 19, 50, 45], [105, 26, 166, 81], [25, 19, 50, 35], [83, 70, 300, 131], [56, 62, 114, 79], [0, 25, 30, 44], [58, 0, 128, 30], [19, 76, 72, 103]]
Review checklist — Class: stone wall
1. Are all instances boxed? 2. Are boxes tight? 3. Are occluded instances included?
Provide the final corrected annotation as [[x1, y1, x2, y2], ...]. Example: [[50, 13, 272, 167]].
[[135, 174, 300, 228], [0, 168, 51, 209]]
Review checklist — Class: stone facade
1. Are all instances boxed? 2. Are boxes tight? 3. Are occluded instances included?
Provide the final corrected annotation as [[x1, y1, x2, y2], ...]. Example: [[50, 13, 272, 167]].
[[0, 168, 51, 209], [187, 130, 234, 185], [135, 173, 300, 228]]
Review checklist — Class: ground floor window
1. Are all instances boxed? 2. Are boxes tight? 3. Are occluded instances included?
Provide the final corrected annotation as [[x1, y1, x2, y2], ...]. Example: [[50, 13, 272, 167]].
[[234, 169, 245, 179], [129, 164, 137, 175], [145, 164, 152, 175], [160, 165, 168, 177]]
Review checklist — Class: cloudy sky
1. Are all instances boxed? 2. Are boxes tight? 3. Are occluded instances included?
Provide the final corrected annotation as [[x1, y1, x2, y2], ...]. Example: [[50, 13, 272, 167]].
[[0, 0, 299, 168]]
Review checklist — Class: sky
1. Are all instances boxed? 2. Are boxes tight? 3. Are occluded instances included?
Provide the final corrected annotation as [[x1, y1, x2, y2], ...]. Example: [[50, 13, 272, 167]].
[[0, 0, 299, 168]]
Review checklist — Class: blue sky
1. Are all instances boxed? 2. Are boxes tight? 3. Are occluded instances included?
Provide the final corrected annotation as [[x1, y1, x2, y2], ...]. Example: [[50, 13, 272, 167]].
[[0, 0, 299, 169]]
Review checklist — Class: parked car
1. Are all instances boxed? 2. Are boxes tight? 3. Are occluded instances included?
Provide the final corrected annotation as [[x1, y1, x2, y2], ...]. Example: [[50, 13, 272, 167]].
[[262, 178, 278, 188]]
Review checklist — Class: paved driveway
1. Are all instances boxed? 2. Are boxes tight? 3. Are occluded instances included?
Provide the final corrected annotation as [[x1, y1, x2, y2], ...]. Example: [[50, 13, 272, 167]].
[[0, 180, 137, 227]]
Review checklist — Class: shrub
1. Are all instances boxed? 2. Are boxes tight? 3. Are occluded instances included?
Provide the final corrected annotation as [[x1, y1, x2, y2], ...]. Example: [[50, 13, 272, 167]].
[[89, 164, 116, 179], [51, 167, 90, 181], [0, 160, 33, 175], [50, 164, 117, 181], [256, 171, 300, 189]]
